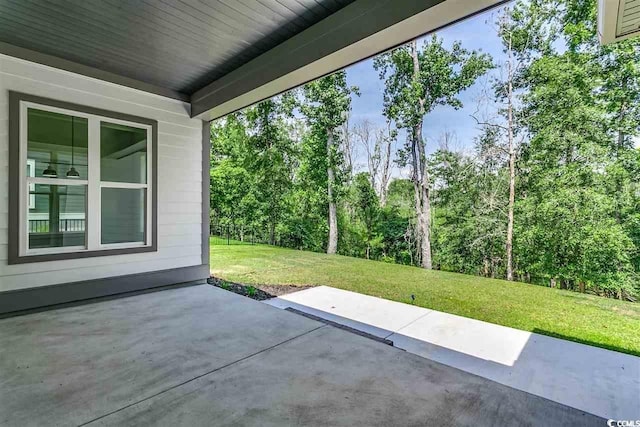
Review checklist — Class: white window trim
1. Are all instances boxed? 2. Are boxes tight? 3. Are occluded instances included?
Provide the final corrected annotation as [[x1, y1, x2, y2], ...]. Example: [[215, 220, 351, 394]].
[[26, 158, 36, 209], [19, 100, 154, 257]]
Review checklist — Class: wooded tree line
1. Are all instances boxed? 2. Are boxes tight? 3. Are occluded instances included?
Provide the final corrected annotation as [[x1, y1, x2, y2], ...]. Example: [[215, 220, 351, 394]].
[[210, 0, 640, 301]]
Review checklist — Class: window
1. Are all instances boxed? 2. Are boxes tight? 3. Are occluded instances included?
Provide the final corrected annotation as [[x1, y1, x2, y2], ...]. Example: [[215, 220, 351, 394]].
[[9, 92, 157, 264], [99, 121, 149, 246]]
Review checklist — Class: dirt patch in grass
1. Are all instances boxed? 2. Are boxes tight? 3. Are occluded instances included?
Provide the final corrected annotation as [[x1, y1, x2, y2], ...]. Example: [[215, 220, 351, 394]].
[[208, 276, 315, 301]]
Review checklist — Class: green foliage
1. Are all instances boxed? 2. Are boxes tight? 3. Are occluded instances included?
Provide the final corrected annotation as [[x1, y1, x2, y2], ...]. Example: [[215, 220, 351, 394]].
[[210, 97, 296, 243], [374, 35, 493, 128], [211, 243, 640, 356], [430, 147, 507, 277], [245, 99, 297, 244], [299, 71, 359, 200], [210, 0, 640, 301], [298, 72, 359, 253], [353, 173, 380, 258], [300, 71, 358, 131], [511, 0, 640, 299], [210, 114, 255, 227]]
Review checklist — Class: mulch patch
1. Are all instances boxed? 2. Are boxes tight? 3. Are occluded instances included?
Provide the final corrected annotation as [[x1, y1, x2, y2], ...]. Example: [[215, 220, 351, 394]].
[[208, 276, 315, 301]]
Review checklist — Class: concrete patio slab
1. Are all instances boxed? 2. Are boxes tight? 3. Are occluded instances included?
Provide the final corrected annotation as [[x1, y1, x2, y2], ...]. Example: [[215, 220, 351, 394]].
[[0, 285, 320, 427], [265, 286, 640, 420], [0, 284, 606, 426], [88, 324, 601, 427]]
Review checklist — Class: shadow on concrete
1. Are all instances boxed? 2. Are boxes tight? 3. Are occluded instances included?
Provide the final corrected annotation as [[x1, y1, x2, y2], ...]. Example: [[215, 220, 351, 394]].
[[269, 296, 640, 421], [532, 328, 640, 357]]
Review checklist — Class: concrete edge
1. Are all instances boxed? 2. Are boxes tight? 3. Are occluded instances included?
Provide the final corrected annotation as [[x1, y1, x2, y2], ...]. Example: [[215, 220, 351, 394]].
[[284, 307, 395, 346]]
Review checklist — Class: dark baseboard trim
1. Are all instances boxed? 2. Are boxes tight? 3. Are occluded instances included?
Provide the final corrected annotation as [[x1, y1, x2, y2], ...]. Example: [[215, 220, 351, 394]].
[[0, 264, 210, 317]]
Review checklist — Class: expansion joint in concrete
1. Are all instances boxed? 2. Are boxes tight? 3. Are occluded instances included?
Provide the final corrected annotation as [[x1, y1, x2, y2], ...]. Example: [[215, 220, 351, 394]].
[[79, 324, 327, 426], [384, 311, 434, 340]]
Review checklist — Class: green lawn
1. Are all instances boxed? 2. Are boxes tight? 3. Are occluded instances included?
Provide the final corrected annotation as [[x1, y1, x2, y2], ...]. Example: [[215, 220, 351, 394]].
[[210, 241, 640, 356]]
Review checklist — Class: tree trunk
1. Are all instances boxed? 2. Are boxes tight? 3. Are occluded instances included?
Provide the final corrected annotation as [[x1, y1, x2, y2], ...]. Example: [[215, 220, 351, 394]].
[[327, 129, 338, 254], [505, 34, 516, 282], [379, 122, 393, 206], [419, 175, 432, 269], [341, 115, 354, 182], [411, 121, 432, 269], [269, 221, 275, 246], [491, 259, 496, 278], [614, 96, 627, 223], [410, 41, 432, 270], [505, 111, 515, 280]]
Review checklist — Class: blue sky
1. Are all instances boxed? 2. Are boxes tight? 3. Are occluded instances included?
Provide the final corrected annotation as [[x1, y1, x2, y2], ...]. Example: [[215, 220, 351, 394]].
[[345, 7, 507, 172]]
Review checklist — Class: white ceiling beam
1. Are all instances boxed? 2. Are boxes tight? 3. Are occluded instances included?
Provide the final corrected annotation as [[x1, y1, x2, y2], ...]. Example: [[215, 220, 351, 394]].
[[599, 0, 621, 44], [599, 0, 640, 44]]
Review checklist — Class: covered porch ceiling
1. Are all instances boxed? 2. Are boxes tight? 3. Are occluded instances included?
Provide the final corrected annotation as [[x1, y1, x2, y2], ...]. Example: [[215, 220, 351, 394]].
[[0, 0, 505, 121]]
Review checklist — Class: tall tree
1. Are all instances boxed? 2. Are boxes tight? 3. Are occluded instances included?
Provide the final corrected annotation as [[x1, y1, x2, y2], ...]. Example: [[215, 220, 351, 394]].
[[245, 97, 296, 245], [515, 0, 640, 298], [499, 10, 519, 282], [353, 172, 380, 259], [599, 37, 640, 281], [301, 72, 359, 254], [210, 115, 253, 232], [339, 112, 356, 182], [378, 121, 396, 206], [471, 5, 542, 281], [207, 0, 640, 301], [353, 119, 379, 189], [375, 36, 492, 269], [353, 119, 396, 205]]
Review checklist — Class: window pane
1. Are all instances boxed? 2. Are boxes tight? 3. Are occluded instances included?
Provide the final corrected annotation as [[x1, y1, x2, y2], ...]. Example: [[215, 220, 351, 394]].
[[101, 188, 145, 244], [27, 108, 88, 180], [101, 122, 147, 183], [28, 184, 86, 249]]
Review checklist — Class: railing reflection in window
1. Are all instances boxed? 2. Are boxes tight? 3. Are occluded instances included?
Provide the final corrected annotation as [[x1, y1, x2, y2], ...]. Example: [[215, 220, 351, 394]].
[[29, 219, 86, 233]]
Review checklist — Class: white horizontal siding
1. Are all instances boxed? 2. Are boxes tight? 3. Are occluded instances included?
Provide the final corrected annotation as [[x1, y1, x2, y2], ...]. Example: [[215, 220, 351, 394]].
[[158, 213, 203, 226], [0, 54, 206, 292], [160, 233, 202, 248], [0, 57, 192, 119], [159, 134, 203, 150], [159, 189, 202, 204], [158, 223, 202, 237], [0, 256, 203, 291], [162, 202, 203, 215], [0, 245, 202, 276]]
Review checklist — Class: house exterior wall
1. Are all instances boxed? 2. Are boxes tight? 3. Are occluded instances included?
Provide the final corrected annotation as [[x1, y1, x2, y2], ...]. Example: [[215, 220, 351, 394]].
[[0, 54, 208, 300]]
